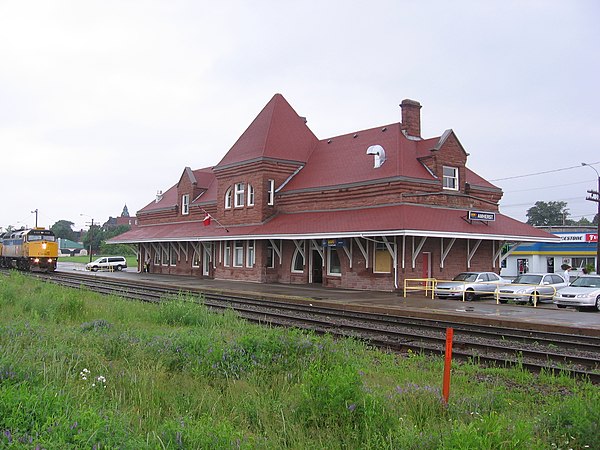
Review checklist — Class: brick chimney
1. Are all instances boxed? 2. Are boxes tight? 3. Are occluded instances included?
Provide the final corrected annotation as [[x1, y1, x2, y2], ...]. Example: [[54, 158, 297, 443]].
[[400, 99, 422, 138]]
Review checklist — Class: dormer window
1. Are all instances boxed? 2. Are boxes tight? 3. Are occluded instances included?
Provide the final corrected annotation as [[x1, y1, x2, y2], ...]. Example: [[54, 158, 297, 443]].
[[225, 187, 232, 209], [234, 183, 245, 207], [247, 184, 255, 206], [442, 166, 459, 190], [267, 179, 275, 206], [181, 194, 190, 215]]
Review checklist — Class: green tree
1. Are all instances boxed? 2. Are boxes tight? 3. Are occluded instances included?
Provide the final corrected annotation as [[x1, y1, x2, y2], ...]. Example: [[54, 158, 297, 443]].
[[100, 225, 135, 255], [526, 201, 570, 226], [50, 220, 77, 241]]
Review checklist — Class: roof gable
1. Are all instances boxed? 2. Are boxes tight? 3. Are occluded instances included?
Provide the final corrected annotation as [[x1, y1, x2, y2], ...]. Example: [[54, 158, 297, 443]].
[[177, 166, 197, 188], [216, 94, 318, 169]]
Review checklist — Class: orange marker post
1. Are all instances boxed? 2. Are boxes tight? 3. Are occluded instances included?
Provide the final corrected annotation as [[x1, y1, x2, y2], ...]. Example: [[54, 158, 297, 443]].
[[442, 327, 454, 405]]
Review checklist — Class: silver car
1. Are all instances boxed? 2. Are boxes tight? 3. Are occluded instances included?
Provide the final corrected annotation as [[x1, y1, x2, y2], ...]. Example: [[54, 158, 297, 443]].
[[497, 273, 568, 305], [435, 272, 506, 301], [553, 275, 600, 311]]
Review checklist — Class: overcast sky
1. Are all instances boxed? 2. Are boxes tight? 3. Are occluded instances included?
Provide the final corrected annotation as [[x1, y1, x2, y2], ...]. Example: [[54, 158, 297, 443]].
[[1, 1, 599, 232]]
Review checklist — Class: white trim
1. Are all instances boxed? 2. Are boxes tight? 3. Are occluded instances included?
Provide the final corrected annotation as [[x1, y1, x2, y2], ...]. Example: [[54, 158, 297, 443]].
[[467, 239, 482, 269], [269, 239, 282, 265], [353, 237, 368, 269], [440, 237, 456, 269], [110, 229, 559, 245], [411, 236, 427, 269]]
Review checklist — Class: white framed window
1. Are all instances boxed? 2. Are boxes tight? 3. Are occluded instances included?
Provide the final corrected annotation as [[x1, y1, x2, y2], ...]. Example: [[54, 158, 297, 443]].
[[327, 248, 341, 276], [442, 166, 459, 190], [373, 241, 391, 273], [292, 247, 305, 273], [224, 241, 231, 267], [234, 240, 244, 267], [246, 240, 255, 268], [234, 183, 245, 207], [247, 184, 255, 206], [181, 194, 190, 215], [153, 250, 160, 265], [267, 179, 275, 206], [225, 187, 232, 209]]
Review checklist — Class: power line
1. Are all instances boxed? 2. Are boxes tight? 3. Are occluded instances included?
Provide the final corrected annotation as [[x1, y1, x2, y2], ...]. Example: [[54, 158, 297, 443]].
[[490, 161, 600, 182], [503, 180, 590, 194]]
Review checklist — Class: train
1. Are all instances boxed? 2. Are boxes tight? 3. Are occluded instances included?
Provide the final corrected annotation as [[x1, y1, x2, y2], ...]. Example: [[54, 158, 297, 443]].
[[0, 227, 58, 272]]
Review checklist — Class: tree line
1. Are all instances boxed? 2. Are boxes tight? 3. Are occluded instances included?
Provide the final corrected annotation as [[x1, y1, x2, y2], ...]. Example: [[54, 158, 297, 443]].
[[526, 201, 599, 227]]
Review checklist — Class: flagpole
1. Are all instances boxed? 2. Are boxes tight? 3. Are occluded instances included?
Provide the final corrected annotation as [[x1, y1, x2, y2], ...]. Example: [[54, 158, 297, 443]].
[[201, 209, 229, 232]]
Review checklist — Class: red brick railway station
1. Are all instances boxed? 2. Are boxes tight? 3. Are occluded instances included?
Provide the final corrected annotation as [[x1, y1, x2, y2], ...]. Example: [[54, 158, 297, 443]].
[[110, 94, 558, 292]]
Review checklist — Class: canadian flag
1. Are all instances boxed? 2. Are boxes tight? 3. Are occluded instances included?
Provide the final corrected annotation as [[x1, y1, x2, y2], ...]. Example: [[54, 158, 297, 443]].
[[203, 214, 212, 226]]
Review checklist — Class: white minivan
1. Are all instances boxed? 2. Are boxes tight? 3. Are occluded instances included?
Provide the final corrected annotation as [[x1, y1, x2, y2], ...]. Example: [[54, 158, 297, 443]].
[[86, 256, 128, 272]]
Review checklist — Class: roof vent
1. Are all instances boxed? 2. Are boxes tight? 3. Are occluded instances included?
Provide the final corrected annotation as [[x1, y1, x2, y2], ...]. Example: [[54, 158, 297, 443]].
[[381, 127, 387, 132], [155, 190, 163, 203], [327, 139, 332, 144], [366, 144, 386, 169], [353, 133, 358, 138]]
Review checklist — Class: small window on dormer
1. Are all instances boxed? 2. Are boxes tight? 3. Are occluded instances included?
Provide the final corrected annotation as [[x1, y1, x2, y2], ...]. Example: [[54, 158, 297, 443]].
[[225, 187, 232, 209], [181, 194, 190, 215], [443, 166, 459, 190], [247, 184, 255, 206], [234, 183, 245, 207], [267, 179, 275, 206]]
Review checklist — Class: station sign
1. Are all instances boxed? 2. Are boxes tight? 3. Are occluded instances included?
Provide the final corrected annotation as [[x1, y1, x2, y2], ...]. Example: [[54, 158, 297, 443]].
[[468, 211, 496, 221], [322, 238, 346, 248]]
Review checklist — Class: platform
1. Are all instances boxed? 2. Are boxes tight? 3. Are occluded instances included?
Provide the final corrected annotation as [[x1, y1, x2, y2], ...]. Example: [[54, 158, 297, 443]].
[[57, 262, 600, 337]]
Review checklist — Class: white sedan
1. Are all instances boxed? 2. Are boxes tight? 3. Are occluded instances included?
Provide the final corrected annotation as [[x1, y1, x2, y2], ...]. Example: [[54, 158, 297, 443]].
[[554, 275, 600, 311], [496, 273, 568, 305]]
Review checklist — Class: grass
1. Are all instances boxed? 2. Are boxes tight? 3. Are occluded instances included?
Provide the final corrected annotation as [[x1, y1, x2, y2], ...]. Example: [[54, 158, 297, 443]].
[[1, 271, 599, 449]]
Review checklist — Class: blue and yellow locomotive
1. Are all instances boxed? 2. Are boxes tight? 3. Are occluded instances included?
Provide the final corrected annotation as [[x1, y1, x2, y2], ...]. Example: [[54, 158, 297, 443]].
[[0, 228, 58, 272]]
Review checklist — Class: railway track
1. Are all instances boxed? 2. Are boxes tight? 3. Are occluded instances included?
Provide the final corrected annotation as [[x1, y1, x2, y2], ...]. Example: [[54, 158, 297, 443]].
[[19, 270, 600, 383]]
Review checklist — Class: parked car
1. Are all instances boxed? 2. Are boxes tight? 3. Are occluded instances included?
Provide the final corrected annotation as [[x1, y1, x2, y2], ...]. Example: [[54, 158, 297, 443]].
[[553, 275, 600, 311], [435, 272, 506, 301], [496, 273, 568, 305], [85, 256, 128, 272]]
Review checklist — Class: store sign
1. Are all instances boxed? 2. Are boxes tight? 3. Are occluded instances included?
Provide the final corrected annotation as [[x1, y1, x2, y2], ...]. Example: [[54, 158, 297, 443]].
[[468, 211, 495, 221], [559, 233, 598, 242]]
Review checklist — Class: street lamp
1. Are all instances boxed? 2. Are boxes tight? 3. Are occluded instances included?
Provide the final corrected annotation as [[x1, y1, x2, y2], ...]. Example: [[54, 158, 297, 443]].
[[80, 214, 95, 263], [581, 162, 600, 274], [31, 209, 38, 228]]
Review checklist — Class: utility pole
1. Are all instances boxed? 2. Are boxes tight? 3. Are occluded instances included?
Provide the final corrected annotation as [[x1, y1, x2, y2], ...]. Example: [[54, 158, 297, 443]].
[[581, 163, 600, 273], [31, 209, 38, 228], [80, 214, 95, 263]]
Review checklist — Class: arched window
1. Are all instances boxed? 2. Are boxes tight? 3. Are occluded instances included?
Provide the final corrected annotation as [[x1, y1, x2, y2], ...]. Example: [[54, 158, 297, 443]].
[[224, 187, 232, 209]]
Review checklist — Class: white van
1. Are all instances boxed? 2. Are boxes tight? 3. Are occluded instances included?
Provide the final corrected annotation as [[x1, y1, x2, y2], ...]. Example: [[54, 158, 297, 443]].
[[85, 256, 128, 272]]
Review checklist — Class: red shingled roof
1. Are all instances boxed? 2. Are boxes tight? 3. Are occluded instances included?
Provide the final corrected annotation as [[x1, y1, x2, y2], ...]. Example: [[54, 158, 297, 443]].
[[216, 93, 318, 168], [282, 123, 434, 192], [112, 203, 557, 243]]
